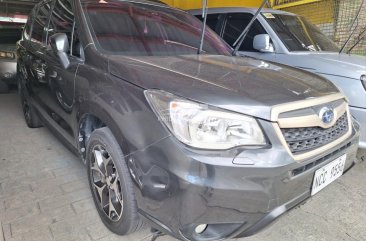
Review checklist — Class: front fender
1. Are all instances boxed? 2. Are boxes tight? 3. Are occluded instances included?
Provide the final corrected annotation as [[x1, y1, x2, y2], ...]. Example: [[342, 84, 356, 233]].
[[76, 74, 170, 158]]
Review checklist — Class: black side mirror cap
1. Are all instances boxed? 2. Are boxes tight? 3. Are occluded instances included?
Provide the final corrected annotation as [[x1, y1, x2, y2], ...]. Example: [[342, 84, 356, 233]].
[[50, 33, 70, 69]]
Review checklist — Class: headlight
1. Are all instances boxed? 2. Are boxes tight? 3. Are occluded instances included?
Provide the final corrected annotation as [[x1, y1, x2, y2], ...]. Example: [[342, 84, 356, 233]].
[[145, 90, 266, 150], [361, 75, 366, 91]]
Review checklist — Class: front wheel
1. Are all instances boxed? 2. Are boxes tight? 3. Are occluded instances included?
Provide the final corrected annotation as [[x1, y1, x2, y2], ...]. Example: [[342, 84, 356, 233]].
[[86, 127, 143, 235]]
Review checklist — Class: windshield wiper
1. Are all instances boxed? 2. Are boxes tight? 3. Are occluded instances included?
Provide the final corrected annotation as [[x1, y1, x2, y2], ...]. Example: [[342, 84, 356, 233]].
[[339, 0, 364, 54], [232, 0, 269, 56], [197, 0, 208, 55]]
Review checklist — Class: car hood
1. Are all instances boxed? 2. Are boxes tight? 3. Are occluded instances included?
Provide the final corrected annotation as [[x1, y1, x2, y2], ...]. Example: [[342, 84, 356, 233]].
[[290, 53, 366, 80], [108, 55, 339, 120]]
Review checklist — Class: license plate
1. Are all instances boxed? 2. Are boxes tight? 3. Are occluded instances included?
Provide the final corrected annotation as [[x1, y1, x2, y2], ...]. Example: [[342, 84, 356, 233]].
[[311, 154, 346, 196]]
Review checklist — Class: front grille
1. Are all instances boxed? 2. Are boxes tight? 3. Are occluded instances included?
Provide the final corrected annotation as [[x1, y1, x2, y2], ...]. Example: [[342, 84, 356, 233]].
[[291, 142, 351, 177], [282, 113, 349, 154]]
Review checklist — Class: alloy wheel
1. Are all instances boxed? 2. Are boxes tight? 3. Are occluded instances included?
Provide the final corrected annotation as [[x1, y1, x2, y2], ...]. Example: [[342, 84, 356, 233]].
[[90, 145, 124, 222]]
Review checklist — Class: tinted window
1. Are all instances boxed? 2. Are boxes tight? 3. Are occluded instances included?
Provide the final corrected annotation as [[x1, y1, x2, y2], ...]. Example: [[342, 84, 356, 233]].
[[47, 0, 73, 43], [264, 13, 339, 52], [83, 1, 231, 56], [31, 1, 53, 44], [223, 13, 266, 52], [195, 14, 221, 32], [47, 0, 81, 57]]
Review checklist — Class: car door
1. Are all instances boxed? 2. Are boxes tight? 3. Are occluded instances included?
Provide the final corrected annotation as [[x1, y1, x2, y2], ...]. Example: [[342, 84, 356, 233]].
[[40, 0, 83, 141]]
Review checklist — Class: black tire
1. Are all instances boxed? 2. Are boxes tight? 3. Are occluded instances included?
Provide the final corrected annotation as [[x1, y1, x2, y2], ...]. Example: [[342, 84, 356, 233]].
[[20, 87, 43, 128], [0, 80, 9, 93], [86, 127, 144, 235]]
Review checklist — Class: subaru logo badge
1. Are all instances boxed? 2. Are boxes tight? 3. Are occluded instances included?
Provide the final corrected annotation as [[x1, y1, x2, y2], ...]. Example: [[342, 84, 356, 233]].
[[319, 107, 334, 124]]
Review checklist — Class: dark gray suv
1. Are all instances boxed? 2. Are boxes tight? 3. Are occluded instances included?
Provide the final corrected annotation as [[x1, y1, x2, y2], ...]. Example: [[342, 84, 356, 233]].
[[17, 0, 360, 240]]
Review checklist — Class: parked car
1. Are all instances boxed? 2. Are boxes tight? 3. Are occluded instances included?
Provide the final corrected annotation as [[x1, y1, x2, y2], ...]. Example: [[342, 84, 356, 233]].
[[0, 23, 22, 93], [18, 1, 360, 240], [190, 8, 366, 149]]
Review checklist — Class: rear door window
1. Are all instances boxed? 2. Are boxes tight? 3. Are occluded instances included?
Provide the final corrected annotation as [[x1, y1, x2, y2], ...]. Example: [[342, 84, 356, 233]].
[[222, 13, 267, 52]]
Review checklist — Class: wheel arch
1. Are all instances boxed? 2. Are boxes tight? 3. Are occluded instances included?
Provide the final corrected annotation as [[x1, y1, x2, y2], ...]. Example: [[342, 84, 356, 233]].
[[77, 103, 130, 164]]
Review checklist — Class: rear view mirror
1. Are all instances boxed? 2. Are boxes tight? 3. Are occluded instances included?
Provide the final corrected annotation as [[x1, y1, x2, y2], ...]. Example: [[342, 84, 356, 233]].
[[253, 34, 274, 53], [50, 33, 70, 69]]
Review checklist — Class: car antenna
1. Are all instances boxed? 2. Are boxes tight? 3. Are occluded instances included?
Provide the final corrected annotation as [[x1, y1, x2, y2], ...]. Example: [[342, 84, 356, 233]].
[[198, 0, 208, 54], [232, 0, 269, 56], [339, 0, 364, 54]]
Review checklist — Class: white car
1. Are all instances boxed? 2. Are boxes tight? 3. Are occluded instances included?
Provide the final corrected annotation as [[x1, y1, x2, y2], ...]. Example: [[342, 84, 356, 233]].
[[191, 7, 366, 149]]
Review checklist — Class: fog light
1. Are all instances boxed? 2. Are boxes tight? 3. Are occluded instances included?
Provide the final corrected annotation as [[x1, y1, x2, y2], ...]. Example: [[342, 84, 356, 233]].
[[195, 224, 208, 234]]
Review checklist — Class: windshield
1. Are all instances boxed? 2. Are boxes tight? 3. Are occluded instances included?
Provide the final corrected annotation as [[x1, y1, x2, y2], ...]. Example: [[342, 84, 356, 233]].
[[263, 13, 339, 52], [83, 1, 231, 56]]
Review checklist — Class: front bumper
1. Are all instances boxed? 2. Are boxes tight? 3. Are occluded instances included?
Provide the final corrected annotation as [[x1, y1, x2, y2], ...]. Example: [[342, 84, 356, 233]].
[[127, 121, 360, 241], [350, 106, 366, 149]]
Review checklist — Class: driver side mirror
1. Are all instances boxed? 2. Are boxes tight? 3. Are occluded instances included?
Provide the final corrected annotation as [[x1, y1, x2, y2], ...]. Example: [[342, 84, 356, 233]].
[[253, 34, 274, 53], [50, 33, 70, 69]]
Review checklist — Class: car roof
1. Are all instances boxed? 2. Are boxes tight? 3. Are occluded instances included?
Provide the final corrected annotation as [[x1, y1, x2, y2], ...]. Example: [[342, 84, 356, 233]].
[[188, 7, 296, 16]]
